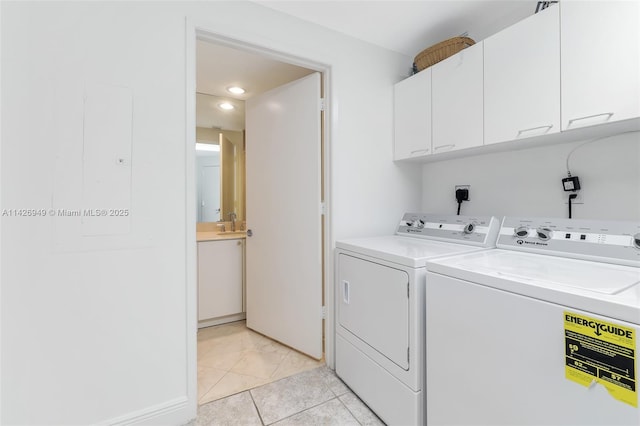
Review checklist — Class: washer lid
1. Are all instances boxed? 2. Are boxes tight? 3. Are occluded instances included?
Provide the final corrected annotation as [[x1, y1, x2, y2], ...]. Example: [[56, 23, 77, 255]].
[[335, 235, 489, 268], [426, 249, 640, 325], [453, 250, 640, 295]]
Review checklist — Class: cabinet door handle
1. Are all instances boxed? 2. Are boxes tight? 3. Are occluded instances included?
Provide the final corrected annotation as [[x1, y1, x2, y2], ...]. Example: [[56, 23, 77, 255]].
[[342, 280, 350, 304], [433, 144, 456, 152], [567, 112, 614, 129], [516, 124, 553, 138], [410, 149, 429, 155]]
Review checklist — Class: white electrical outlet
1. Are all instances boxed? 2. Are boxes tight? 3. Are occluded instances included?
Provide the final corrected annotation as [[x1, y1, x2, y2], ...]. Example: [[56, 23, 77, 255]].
[[564, 191, 584, 204]]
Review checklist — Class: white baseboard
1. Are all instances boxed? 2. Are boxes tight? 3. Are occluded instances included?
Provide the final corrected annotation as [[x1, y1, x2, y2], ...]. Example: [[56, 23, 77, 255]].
[[98, 396, 194, 426], [198, 312, 246, 329]]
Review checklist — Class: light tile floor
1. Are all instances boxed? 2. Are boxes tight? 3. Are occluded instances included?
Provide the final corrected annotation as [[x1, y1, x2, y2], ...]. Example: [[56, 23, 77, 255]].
[[198, 321, 325, 405], [194, 366, 385, 425], [196, 321, 384, 425]]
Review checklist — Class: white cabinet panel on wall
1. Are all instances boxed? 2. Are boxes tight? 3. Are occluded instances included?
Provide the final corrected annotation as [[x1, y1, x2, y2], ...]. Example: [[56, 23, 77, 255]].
[[484, 5, 560, 145], [394, 69, 432, 160], [198, 239, 244, 321], [561, 1, 640, 131], [432, 42, 484, 153]]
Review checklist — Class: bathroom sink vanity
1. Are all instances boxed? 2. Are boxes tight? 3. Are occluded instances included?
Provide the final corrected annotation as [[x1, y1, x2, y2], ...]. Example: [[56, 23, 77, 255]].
[[197, 231, 246, 327]]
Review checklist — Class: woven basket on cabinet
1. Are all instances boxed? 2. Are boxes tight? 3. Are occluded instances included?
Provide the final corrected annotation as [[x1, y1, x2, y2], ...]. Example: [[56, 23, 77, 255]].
[[413, 36, 476, 72]]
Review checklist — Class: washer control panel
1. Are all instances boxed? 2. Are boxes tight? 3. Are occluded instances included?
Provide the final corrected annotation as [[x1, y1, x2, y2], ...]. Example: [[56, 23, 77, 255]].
[[396, 213, 501, 247], [498, 217, 640, 266]]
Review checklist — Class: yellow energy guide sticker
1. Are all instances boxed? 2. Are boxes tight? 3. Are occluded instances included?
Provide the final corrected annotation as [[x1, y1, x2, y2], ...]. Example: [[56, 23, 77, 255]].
[[564, 311, 637, 407]]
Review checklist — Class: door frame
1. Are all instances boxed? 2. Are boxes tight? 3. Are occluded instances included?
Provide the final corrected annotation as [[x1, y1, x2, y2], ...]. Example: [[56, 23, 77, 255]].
[[184, 19, 334, 407]]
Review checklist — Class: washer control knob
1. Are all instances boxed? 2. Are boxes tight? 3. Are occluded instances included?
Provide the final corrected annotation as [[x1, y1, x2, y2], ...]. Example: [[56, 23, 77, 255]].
[[536, 227, 553, 241], [463, 223, 476, 234], [513, 226, 529, 238], [633, 233, 640, 249], [406, 220, 423, 228]]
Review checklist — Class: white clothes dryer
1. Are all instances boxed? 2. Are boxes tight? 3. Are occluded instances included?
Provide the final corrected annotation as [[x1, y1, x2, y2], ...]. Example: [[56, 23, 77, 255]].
[[335, 213, 501, 425], [425, 217, 640, 426]]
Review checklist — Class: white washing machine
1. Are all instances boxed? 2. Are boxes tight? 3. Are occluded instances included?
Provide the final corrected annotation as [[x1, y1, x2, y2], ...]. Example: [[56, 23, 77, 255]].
[[425, 217, 640, 426], [335, 213, 501, 425]]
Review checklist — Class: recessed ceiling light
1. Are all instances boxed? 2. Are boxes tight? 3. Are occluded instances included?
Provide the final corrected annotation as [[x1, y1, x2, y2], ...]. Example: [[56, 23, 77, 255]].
[[218, 102, 234, 110], [227, 86, 245, 95]]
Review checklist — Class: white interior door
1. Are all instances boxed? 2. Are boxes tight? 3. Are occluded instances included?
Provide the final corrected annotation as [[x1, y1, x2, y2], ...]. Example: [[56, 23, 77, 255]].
[[245, 72, 322, 359]]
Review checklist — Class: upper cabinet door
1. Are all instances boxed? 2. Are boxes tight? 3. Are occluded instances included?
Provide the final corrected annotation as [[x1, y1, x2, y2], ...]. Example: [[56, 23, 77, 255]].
[[432, 42, 484, 153], [561, 1, 640, 130], [394, 69, 432, 160], [484, 5, 560, 145]]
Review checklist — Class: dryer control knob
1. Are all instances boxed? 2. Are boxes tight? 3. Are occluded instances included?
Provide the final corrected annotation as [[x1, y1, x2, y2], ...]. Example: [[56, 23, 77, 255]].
[[536, 227, 553, 241], [513, 226, 529, 238], [463, 223, 476, 234], [411, 219, 425, 229], [633, 233, 640, 249]]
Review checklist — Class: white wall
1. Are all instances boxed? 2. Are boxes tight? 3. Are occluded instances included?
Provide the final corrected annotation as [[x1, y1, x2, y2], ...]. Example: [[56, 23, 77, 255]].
[[1, 1, 415, 425], [420, 132, 640, 220], [2, 2, 191, 425]]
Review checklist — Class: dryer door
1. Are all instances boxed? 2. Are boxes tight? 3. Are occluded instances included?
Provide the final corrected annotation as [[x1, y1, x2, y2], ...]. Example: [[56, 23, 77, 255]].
[[338, 254, 410, 369]]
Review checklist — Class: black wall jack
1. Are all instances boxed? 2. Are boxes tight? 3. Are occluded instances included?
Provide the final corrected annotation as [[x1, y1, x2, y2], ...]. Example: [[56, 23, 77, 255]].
[[562, 175, 581, 219], [455, 188, 469, 215], [568, 193, 578, 219], [562, 176, 581, 192]]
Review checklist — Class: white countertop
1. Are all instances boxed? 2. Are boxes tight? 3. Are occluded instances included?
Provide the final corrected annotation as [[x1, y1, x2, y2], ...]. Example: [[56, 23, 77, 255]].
[[197, 231, 246, 242]]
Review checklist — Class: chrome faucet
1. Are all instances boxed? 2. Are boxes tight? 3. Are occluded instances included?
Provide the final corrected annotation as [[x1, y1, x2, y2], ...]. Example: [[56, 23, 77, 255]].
[[228, 212, 237, 232]]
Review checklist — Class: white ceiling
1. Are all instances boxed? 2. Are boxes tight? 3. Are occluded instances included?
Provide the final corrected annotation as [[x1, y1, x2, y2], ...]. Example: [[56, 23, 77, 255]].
[[197, 40, 315, 101], [196, 1, 539, 131], [196, 93, 246, 132], [196, 40, 314, 131], [258, 0, 538, 57]]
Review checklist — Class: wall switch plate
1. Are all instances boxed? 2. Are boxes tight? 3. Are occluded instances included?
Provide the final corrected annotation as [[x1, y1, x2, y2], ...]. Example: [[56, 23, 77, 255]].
[[455, 185, 470, 201]]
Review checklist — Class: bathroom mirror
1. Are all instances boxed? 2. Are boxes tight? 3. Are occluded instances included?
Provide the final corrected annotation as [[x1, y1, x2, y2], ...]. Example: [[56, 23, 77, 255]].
[[196, 93, 245, 223]]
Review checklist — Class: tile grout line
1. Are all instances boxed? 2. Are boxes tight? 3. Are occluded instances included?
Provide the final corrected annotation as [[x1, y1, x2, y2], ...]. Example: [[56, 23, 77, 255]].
[[201, 361, 323, 405], [199, 330, 265, 403], [260, 395, 343, 426], [265, 349, 291, 382], [204, 387, 256, 407], [335, 394, 365, 426], [250, 367, 340, 425], [248, 388, 267, 426], [198, 368, 231, 405]]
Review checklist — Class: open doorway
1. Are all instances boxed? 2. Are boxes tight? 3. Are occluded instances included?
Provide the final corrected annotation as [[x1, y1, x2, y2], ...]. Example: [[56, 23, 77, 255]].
[[193, 37, 330, 405]]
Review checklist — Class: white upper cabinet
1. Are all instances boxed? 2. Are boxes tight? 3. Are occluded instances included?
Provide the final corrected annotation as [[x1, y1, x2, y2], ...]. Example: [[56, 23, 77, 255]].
[[432, 42, 484, 153], [394, 68, 432, 160], [393, 1, 639, 163], [484, 5, 560, 145], [561, 1, 640, 130]]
